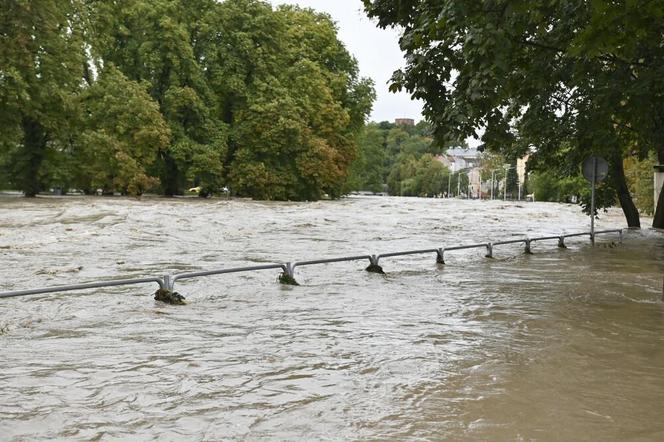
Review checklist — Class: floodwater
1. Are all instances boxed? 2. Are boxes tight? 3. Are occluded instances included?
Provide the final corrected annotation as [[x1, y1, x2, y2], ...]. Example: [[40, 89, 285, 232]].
[[0, 196, 662, 441]]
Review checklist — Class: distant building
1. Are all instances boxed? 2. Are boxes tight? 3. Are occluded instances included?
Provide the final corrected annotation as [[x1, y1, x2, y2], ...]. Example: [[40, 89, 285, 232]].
[[468, 167, 482, 198], [435, 148, 480, 173], [516, 154, 530, 184], [395, 118, 415, 126]]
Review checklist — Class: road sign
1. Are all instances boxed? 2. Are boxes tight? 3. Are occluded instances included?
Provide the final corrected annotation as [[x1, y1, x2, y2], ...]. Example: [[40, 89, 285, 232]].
[[582, 156, 609, 182], [583, 156, 608, 244]]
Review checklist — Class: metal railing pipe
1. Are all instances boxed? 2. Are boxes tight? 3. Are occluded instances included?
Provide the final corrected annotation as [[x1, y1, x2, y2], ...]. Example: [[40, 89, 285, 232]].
[[563, 232, 591, 239], [0, 228, 627, 301], [292, 255, 372, 269], [492, 239, 528, 246], [377, 248, 439, 259], [444, 243, 491, 252], [529, 236, 561, 242], [595, 229, 623, 243], [0, 277, 164, 299], [172, 264, 284, 283], [437, 243, 492, 263]]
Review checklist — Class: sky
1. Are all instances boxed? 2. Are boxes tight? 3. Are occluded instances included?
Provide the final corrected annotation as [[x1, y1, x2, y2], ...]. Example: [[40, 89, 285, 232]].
[[268, 0, 424, 124]]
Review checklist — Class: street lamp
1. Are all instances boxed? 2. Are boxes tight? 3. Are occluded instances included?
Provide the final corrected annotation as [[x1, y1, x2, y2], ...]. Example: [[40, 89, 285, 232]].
[[490, 169, 500, 200], [457, 171, 461, 197], [447, 172, 452, 198], [467, 173, 471, 199]]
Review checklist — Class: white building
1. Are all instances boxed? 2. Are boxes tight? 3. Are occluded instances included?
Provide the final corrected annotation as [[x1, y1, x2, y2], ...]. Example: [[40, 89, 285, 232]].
[[435, 148, 480, 173], [516, 154, 530, 185]]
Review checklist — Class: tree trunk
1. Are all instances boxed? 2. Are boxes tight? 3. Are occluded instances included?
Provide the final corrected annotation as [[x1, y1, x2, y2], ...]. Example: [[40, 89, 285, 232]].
[[611, 152, 640, 228], [653, 190, 664, 228], [19, 117, 48, 197], [653, 150, 664, 229], [162, 154, 181, 196]]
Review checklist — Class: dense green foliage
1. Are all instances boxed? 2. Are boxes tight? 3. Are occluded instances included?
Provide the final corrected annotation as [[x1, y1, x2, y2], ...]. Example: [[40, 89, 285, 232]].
[[72, 66, 171, 195], [529, 171, 587, 203], [1, 0, 374, 199], [346, 121, 464, 197], [363, 0, 664, 227], [345, 124, 385, 193], [0, 0, 85, 196], [624, 153, 656, 215]]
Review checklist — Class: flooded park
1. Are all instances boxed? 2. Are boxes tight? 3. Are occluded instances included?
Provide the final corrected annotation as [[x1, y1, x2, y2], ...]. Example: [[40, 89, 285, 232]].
[[0, 196, 663, 440]]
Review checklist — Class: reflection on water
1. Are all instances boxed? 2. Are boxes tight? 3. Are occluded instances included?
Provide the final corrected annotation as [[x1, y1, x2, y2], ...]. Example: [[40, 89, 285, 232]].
[[0, 196, 662, 440]]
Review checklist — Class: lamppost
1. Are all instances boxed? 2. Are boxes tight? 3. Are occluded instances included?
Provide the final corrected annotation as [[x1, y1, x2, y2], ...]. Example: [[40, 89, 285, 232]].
[[490, 169, 500, 200], [467, 172, 471, 199], [457, 171, 461, 197], [447, 172, 452, 198]]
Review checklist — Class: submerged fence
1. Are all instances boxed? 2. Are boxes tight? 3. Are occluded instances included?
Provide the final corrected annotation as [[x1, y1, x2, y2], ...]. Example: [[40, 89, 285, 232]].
[[0, 229, 623, 300]]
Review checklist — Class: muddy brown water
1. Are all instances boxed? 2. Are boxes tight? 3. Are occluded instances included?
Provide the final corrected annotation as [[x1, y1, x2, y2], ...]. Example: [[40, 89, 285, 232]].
[[0, 196, 662, 440]]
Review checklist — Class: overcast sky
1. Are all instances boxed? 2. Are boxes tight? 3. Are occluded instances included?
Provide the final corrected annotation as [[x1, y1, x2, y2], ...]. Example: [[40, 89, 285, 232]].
[[268, 0, 424, 124]]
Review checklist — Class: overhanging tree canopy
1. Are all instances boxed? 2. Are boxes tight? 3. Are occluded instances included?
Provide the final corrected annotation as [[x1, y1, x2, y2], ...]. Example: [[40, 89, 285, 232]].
[[364, 0, 664, 227]]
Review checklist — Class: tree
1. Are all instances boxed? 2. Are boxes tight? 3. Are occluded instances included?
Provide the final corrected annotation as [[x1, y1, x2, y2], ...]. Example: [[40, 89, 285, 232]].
[[220, 3, 374, 200], [349, 120, 467, 197], [346, 123, 385, 193], [363, 0, 664, 228], [0, 0, 85, 196], [624, 153, 656, 215], [387, 153, 449, 197], [1, 0, 375, 200], [87, 0, 226, 196], [530, 171, 588, 204], [72, 66, 170, 195]]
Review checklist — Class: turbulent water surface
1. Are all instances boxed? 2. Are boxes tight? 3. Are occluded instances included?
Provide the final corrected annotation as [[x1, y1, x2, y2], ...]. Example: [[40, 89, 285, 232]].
[[0, 196, 663, 440]]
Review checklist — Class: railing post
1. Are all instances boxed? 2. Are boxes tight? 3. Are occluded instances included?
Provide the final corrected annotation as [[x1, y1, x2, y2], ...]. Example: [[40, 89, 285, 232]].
[[366, 255, 384, 274], [558, 236, 566, 248], [485, 243, 493, 258], [162, 274, 175, 291], [279, 263, 299, 285], [524, 239, 532, 254], [155, 274, 186, 305], [436, 248, 445, 265]]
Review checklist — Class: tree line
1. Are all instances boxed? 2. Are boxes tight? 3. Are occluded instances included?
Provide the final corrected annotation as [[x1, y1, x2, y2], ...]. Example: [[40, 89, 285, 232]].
[[348, 120, 655, 214], [1, 0, 375, 200], [347, 120, 473, 197]]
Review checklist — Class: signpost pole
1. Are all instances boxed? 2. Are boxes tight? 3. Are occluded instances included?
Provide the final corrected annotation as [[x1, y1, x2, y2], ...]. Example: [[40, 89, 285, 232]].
[[590, 157, 597, 244], [447, 173, 451, 198], [582, 155, 607, 245]]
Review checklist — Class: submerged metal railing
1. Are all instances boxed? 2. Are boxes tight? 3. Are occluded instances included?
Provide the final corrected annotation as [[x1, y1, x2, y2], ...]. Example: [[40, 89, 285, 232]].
[[0, 229, 623, 300]]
